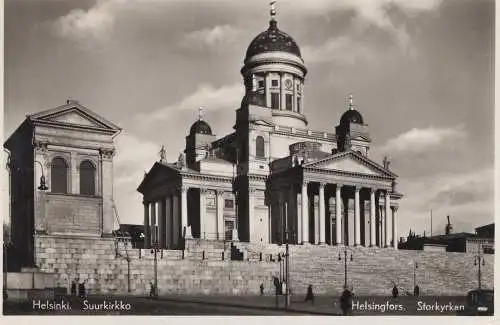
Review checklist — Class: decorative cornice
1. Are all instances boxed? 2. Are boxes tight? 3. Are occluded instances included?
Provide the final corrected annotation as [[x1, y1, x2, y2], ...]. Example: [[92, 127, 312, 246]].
[[99, 148, 115, 159]]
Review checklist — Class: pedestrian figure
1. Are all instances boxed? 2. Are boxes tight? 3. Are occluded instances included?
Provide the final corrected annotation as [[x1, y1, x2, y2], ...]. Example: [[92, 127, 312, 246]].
[[392, 284, 399, 298], [70, 280, 77, 296], [414, 285, 420, 297], [260, 283, 264, 296], [150, 281, 156, 297], [304, 284, 315, 304], [340, 287, 353, 316], [273, 276, 280, 308], [78, 281, 86, 298]]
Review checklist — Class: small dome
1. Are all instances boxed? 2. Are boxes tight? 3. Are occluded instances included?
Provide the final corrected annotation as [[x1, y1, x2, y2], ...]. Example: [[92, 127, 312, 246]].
[[340, 109, 364, 126], [190, 120, 212, 135], [245, 20, 301, 60]]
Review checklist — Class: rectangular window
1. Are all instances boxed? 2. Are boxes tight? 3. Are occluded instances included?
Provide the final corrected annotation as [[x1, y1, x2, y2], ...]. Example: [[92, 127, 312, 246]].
[[286, 94, 293, 111], [271, 79, 279, 87], [297, 97, 302, 113], [258, 80, 265, 88], [271, 92, 280, 109], [224, 199, 234, 209], [225, 220, 235, 240]]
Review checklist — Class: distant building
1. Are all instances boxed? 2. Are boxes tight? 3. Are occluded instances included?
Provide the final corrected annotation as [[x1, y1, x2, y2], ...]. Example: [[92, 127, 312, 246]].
[[399, 219, 494, 254]]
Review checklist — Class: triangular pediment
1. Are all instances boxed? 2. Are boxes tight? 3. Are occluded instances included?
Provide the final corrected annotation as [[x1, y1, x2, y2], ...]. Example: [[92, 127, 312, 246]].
[[50, 110, 103, 127], [137, 162, 182, 193], [28, 101, 121, 133], [304, 151, 396, 177]]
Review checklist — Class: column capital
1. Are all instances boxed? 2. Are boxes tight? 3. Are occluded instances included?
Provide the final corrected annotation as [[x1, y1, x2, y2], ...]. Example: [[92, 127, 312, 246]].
[[216, 189, 225, 195], [354, 185, 361, 192], [180, 185, 189, 193], [336, 184, 343, 190], [200, 188, 209, 194], [370, 188, 377, 194], [249, 187, 257, 194], [391, 206, 399, 212], [301, 180, 309, 187], [319, 182, 326, 189]]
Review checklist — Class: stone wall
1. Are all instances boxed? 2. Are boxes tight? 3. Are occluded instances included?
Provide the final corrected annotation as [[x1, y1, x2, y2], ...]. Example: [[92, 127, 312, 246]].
[[35, 235, 493, 296]]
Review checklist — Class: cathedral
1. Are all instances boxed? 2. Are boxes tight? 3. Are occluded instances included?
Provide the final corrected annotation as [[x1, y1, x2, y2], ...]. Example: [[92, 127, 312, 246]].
[[137, 7, 403, 249]]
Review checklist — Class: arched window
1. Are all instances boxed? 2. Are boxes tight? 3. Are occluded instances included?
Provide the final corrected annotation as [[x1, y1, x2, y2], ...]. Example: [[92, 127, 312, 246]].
[[256, 136, 265, 158], [51, 157, 68, 194], [79, 160, 96, 196]]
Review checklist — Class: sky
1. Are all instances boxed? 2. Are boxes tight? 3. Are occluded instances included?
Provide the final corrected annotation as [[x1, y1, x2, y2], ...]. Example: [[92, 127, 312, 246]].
[[2, 0, 495, 238]]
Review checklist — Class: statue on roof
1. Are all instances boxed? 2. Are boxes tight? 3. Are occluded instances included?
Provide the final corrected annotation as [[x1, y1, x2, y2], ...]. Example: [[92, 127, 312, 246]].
[[159, 145, 167, 163], [177, 152, 186, 168], [383, 156, 391, 170]]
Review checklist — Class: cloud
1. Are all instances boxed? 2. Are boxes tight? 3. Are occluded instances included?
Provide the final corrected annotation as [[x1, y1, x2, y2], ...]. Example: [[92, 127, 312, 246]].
[[51, 0, 116, 43], [179, 25, 242, 49], [136, 83, 244, 124], [396, 167, 493, 236], [379, 125, 466, 154], [113, 132, 162, 224], [302, 36, 374, 65]]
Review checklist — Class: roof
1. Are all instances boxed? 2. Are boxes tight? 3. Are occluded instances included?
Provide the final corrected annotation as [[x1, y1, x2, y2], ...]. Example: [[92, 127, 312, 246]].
[[246, 20, 301, 59], [190, 120, 213, 135], [340, 109, 364, 126]]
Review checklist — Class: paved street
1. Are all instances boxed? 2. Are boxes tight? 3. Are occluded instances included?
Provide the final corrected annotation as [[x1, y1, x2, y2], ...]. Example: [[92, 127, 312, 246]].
[[3, 293, 478, 316]]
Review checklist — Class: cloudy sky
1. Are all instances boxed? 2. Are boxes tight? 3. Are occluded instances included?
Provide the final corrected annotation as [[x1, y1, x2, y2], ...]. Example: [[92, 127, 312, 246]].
[[3, 0, 494, 237]]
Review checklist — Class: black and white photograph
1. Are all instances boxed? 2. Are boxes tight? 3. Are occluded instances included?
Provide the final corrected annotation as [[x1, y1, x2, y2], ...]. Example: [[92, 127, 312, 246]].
[[1, 0, 495, 317]]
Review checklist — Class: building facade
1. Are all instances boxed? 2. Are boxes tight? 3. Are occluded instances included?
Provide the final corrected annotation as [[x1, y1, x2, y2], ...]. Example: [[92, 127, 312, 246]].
[[138, 10, 403, 249], [4, 100, 121, 267]]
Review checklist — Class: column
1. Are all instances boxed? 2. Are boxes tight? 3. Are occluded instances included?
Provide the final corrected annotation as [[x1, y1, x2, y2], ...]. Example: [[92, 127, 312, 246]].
[[165, 195, 172, 248], [280, 73, 285, 110], [150, 202, 157, 245], [354, 186, 361, 246], [158, 199, 166, 248], [335, 185, 342, 245], [301, 182, 309, 244], [172, 194, 180, 247], [319, 183, 326, 244], [385, 191, 390, 247], [181, 185, 191, 239], [199, 188, 207, 239], [392, 206, 398, 250], [370, 189, 376, 247], [249, 187, 256, 242], [143, 202, 150, 248], [216, 190, 224, 240], [296, 191, 302, 244]]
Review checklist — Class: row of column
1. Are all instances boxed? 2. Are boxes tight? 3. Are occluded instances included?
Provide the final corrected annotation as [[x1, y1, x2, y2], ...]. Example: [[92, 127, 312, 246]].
[[298, 183, 397, 248], [143, 186, 228, 248]]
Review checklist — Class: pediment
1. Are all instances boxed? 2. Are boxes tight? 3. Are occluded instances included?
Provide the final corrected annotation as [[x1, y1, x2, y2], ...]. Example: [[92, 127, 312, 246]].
[[28, 101, 121, 133], [304, 152, 395, 177], [50, 110, 104, 127]]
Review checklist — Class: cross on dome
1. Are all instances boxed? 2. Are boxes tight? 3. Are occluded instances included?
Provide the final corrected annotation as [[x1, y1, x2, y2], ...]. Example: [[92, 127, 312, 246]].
[[198, 107, 203, 120], [270, 1, 277, 19], [349, 94, 354, 110]]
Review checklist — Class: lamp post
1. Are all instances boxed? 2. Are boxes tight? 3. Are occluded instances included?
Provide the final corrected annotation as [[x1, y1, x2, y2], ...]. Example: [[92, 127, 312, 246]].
[[413, 261, 418, 291], [338, 248, 353, 289], [284, 227, 290, 309], [151, 240, 159, 297], [474, 242, 485, 290]]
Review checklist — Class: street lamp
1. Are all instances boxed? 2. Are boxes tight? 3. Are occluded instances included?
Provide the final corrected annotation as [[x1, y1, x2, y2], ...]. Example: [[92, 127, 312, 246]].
[[474, 243, 486, 290], [338, 248, 353, 290], [150, 240, 159, 297], [33, 160, 49, 191]]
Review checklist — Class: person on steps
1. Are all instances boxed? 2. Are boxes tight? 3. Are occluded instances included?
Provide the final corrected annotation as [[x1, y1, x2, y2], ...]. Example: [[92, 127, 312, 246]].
[[392, 284, 399, 299]]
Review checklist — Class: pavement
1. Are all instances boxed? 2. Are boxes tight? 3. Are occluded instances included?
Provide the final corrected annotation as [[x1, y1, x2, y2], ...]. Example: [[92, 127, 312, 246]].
[[3, 293, 478, 316]]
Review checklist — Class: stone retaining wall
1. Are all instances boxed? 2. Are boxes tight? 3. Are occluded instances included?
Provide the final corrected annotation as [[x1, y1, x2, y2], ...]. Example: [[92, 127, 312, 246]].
[[34, 235, 493, 296]]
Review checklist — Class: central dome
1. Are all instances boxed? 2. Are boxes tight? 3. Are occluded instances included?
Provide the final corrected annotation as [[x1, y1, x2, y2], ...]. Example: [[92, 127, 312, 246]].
[[245, 20, 301, 60], [340, 109, 364, 126]]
